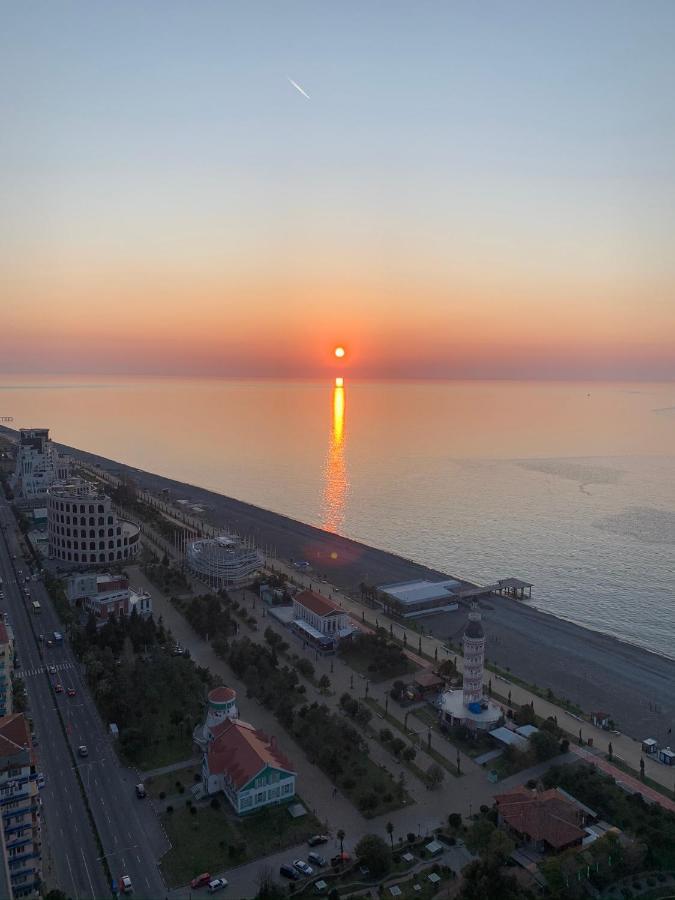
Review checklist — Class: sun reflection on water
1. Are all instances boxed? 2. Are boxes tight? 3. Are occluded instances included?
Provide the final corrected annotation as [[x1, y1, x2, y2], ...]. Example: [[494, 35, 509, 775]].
[[321, 381, 348, 532]]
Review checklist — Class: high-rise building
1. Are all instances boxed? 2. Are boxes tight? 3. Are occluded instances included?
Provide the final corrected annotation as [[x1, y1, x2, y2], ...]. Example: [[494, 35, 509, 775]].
[[462, 603, 486, 706], [10, 429, 70, 500], [0, 714, 41, 898]]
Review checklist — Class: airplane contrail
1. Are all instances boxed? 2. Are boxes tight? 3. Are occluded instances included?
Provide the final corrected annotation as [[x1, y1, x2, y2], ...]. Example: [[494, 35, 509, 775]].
[[288, 77, 311, 100]]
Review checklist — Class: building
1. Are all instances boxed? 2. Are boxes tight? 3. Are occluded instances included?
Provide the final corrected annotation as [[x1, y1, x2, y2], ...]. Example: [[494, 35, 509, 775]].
[[0, 714, 41, 898], [0, 623, 15, 718], [47, 478, 140, 566], [186, 535, 261, 588], [437, 604, 501, 731], [193, 686, 240, 751], [658, 747, 675, 766], [10, 428, 70, 501], [291, 590, 353, 652], [65, 573, 152, 623], [376, 579, 460, 619], [201, 719, 296, 815], [495, 785, 595, 854]]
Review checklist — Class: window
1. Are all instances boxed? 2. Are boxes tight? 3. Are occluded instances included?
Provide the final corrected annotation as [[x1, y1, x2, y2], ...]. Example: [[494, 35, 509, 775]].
[[256, 791, 265, 803], [282, 783, 292, 794]]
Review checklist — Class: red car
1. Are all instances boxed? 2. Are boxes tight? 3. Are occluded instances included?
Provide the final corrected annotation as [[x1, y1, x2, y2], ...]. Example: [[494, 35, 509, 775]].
[[191, 873, 211, 889], [54, 683, 64, 693], [67, 688, 76, 697]]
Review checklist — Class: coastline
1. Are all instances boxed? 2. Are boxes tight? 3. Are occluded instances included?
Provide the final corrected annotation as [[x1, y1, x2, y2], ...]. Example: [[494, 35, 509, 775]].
[[3, 425, 674, 741]]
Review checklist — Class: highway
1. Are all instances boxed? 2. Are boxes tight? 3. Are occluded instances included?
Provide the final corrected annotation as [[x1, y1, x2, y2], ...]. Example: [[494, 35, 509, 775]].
[[0, 495, 169, 899]]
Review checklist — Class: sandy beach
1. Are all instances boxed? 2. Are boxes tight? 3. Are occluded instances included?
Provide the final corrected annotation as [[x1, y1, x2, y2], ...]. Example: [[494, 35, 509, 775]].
[[35, 435, 671, 744]]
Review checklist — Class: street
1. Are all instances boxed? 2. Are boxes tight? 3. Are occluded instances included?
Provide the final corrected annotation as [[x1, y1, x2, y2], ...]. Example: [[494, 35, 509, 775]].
[[0, 496, 169, 900]]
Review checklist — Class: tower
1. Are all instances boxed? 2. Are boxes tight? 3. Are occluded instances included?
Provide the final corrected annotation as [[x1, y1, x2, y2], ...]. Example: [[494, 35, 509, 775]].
[[462, 603, 485, 706]]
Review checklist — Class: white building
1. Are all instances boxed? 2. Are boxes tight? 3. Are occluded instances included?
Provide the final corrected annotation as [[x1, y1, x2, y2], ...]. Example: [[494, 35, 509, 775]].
[[438, 604, 501, 732], [11, 429, 70, 500], [202, 718, 296, 815], [193, 685, 240, 751], [291, 589, 353, 652], [47, 478, 141, 566], [128, 588, 152, 618], [65, 573, 151, 622], [186, 535, 261, 588], [377, 579, 460, 618]]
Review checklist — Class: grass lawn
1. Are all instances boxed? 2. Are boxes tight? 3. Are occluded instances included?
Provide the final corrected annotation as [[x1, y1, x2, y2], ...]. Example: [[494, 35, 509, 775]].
[[131, 734, 197, 771], [412, 708, 492, 759], [160, 798, 323, 887], [338, 753, 414, 818], [389, 866, 452, 899], [339, 646, 418, 683], [145, 764, 201, 799]]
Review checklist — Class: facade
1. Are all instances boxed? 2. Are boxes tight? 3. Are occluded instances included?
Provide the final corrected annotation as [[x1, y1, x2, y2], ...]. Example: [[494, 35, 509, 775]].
[[186, 535, 261, 588], [47, 479, 140, 566], [291, 590, 352, 652], [437, 604, 501, 731], [0, 714, 41, 898], [11, 429, 70, 500], [202, 718, 295, 815], [65, 573, 152, 623], [376, 579, 460, 618], [0, 623, 15, 718]]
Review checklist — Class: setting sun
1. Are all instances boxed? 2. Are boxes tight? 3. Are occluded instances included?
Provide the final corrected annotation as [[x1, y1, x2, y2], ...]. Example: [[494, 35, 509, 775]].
[[334, 346, 345, 359]]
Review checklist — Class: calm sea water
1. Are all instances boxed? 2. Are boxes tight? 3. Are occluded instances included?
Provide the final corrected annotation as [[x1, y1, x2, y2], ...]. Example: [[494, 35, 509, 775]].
[[2, 376, 675, 658]]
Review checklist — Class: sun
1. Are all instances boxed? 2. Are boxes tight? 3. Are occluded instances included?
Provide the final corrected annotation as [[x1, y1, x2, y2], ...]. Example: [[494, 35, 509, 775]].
[[334, 346, 345, 359]]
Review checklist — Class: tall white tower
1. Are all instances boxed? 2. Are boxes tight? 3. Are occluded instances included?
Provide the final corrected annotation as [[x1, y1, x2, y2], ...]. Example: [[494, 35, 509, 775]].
[[462, 603, 486, 706]]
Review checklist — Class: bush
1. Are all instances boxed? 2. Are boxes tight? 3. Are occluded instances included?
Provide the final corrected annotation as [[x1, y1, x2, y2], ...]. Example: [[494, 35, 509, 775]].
[[189, 806, 197, 815], [210, 797, 220, 810], [166, 805, 174, 814], [159, 791, 166, 800], [406, 832, 416, 844]]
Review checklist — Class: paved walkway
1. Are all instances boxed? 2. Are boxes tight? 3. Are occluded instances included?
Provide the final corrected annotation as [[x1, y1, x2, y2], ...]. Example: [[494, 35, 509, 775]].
[[142, 757, 201, 780], [572, 745, 675, 813]]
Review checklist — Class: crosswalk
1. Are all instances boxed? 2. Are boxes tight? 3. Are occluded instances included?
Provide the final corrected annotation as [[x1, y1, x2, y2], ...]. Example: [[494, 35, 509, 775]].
[[22, 662, 75, 678]]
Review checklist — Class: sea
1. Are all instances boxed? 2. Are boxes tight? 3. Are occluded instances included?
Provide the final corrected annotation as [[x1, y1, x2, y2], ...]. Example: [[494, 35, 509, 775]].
[[2, 375, 675, 659]]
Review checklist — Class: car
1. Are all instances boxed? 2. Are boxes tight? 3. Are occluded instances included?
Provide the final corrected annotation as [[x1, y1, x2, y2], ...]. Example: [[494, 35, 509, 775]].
[[207, 878, 228, 894], [135, 784, 146, 799], [37, 774, 46, 789], [78, 745, 88, 757], [121, 874, 133, 894], [39, 634, 45, 642], [48, 665, 56, 674], [308, 852, 327, 867], [279, 864, 300, 881], [293, 860, 314, 877], [330, 853, 351, 867], [190, 872, 211, 889], [308, 834, 329, 847], [67, 688, 76, 697], [46, 640, 53, 648], [54, 683, 64, 693]]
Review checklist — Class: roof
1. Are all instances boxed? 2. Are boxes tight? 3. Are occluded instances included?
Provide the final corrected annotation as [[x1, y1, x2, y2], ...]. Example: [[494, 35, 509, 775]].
[[209, 686, 236, 704], [414, 670, 444, 689], [294, 590, 341, 618], [0, 714, 31, 760], [377, 579, 459, 606], [490, 727, 529, 749], [495, 786, 586, 850], [515, 724, 540, 738], [207, 719, 295, 790], [497, 578, 533, 589]]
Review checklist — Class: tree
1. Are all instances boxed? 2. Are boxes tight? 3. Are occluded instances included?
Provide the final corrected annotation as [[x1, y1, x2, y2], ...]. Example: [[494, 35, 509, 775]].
[[385, 821, 394, 849], [427, 763, 445, 789], [448, 812, 462, 829], [402, 745, 416, 763], [318, 674, 331, 694], [485, 829, 514, 865], [336, 829, 346, 856], [530, 729, 559, 762], [459, 859, 534, 900], [465, 817, 496, 855], [354, 834, 392, 877], [44, 892, 71, 900]]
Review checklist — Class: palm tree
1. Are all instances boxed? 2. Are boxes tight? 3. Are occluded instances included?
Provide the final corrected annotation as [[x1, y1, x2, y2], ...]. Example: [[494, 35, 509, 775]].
[[337, 829, 345, 856], [386, 821, 394, 850]]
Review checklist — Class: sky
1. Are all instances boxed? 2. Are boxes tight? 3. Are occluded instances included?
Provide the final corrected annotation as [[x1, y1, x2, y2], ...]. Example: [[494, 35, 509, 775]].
[[2, 1, 675, 379]]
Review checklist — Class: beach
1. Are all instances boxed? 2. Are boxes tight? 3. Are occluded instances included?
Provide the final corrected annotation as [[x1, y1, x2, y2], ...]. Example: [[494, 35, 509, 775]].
[[52, 436, 675, 743]]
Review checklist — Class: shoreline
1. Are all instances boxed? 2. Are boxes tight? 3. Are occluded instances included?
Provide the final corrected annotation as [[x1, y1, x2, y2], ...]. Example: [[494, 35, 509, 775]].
[[2, 425, 674, 740]]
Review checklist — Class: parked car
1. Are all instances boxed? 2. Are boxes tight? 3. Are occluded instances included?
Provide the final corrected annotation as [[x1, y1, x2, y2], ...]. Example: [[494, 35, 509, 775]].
[[293, 860, 314, 876], [308, 835, 329, 847], [48, 665, 56, 674], [54, 683, 63, 694], [37, 774, 46, 789], [78, 745, 88, 757], [207, 878, 228, 893], [190, 872, 211, 889], [308, 852, 327, 867], [135, 784, 146, 799], [331, 853, 351, 867], [121, 874, 133, 894], [67, 687, 76, 697], [279, 864, 300, 881]]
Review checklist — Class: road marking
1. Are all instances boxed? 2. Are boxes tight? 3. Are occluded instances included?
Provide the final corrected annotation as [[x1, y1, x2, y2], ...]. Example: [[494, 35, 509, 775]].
[[81, 846, 96, 899], [65, 851, 79, 900]]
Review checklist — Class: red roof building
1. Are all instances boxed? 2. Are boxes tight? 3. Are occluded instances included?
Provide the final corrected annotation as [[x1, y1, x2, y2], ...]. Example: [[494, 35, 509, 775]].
[[495, 786, 589, 852], [292, 590, 352, 651], [202, 719, 296, 815]]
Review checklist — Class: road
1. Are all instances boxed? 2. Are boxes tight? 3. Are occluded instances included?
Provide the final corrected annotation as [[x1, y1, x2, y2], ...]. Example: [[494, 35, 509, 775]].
[[0, 496, 169, 900]]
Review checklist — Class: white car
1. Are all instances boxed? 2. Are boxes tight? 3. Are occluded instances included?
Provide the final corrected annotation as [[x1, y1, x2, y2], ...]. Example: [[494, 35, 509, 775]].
[[208, 878, 228, 893], [293, 859, 314, 876], [48, 665, 57, 675], [121, 874, 133, 894]]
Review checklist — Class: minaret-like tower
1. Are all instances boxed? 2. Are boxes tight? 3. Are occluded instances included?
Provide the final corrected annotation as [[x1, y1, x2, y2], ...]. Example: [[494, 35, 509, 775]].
[[462, 603, 485, 706]]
